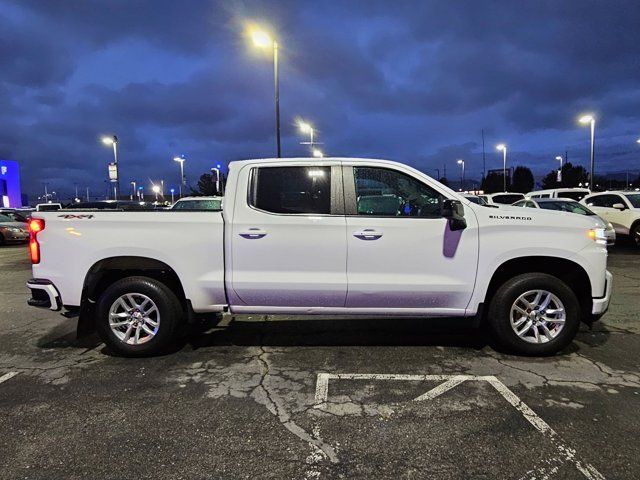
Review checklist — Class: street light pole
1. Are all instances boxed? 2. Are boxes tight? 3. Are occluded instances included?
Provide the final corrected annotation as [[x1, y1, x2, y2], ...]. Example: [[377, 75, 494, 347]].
[[250, 28, 281, 157], [579, 115, 596, 188], [555, 156, 563, 185], [457, 159, 465, 191], [173, 156, 186, 198], [496, 144, 507, 192], [101, 135, 119, 199], [131, 181, 136, 200]]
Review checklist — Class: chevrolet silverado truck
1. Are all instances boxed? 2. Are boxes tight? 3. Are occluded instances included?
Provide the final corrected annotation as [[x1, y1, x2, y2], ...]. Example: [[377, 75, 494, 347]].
[[26, 158, 612, 357]]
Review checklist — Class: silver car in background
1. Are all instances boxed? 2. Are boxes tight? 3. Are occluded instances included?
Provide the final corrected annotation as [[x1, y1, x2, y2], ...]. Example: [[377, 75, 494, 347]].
[[0, 213, 29, 245]]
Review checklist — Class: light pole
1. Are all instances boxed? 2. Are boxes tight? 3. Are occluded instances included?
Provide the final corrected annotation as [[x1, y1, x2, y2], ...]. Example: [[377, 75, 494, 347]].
[[173, 155, 186, 198], [250, 28, 281, 158], [170, 188, 175, 203], [434, 168, 440, 180], [101, 135, 119, 199], [152, 185, 160, 202], [579, 114, 595, 188], [298, 120, 322, 155], [312, 148, 324, 158], [496, 144, 507, 192], [555, 156, 563, 185], [211, 167, 220, 195], [457, 159, 465, 191], [131, 181, 137, 200]]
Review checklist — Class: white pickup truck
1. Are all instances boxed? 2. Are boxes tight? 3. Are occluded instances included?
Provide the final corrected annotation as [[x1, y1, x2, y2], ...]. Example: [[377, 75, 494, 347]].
[[26, 158, 612, 357]]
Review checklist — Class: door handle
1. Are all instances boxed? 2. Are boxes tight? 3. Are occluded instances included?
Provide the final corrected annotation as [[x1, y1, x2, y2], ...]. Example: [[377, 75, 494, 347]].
[[353, 229, 383, 240], [239, 228, 267, 239]]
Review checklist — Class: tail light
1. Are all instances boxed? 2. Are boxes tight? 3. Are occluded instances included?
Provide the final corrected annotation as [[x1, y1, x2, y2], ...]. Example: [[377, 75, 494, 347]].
[[28, 218, 45, 264]]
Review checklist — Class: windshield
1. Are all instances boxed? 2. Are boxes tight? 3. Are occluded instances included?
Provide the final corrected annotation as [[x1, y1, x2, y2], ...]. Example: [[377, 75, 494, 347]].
[[465, 196, 486, 205], [492, 194, 525, 204], [624, 193, 640, 208], [172, 199, 222, 210], [557, 191, 589, 201], [538, 201, 595, 215], [0, 214, 14, 222], [3, 212, 27, 222]]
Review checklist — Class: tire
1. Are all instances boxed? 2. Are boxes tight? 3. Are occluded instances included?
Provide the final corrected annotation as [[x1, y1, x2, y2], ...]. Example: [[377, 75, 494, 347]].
[[0, 233, 5, 246], [487, 273, 580, 356], [95, 276, 184, 357], [631, 223, 640, 248]]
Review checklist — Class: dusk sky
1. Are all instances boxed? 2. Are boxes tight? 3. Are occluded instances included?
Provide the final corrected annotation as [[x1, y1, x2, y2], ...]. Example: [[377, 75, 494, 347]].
[[1, 0, 640, 198]]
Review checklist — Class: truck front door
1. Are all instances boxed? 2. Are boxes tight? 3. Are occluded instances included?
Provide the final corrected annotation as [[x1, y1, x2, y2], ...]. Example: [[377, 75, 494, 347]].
[[343, 164, 479, 312], [229, 163, 347, 308]]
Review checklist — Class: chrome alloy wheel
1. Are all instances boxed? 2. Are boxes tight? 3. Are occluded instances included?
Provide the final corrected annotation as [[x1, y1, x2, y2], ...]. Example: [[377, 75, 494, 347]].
[[510, 290, 566, 344], [108, 293, 160, 345]]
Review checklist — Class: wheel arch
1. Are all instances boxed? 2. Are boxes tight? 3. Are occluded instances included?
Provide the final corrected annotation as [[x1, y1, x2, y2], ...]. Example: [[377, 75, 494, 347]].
[[483, 256, 592, 319]]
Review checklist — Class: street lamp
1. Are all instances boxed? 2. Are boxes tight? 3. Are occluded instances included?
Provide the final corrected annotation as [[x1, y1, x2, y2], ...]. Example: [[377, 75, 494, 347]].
[[173, 155, 186, 198], [249, 26, 281, 158], [170, 188, 175, 203], [211, 167, 221, 195], [130, 181, 137, 200], [101, 135, 119, 199], [312, 148, 324, 158], [579, 114, 596, 187], [152, 184, 160, 202], [457, 159, 465, 191], [496, 144, 507, 192], [555, 156, 563, 184], [298, 120, 320, 155]]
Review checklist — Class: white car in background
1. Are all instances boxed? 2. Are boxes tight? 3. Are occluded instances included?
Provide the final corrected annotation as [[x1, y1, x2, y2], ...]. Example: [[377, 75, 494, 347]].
[[512, 197, 615, 246], [478, 192, 526, 206], [171, 196, 223, 211], [581, 191, 640, 247], [527, 188, 590, 202]]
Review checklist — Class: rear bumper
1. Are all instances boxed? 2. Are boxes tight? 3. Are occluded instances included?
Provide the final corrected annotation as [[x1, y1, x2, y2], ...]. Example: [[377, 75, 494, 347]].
[[26, 278, 62, 311], [592, 270, 612, 316]]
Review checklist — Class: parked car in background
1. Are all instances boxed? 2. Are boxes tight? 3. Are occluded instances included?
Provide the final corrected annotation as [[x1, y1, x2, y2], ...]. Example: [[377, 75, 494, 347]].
[[462, 194, 490, 206], [478, 192, 526, 206], [0, 208, 29, 223], [512, 198, 615, 246], [527, 188, 590, 201], [171, 196, 223, 211], [36, 203, 62, 212], [0, 213, 29, 245], [68, 200, 153, 211], [581, 191, 640, 247]]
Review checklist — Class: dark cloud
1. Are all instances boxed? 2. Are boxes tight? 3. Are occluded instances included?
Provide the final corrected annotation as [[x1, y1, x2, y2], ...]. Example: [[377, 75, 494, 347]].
[[0, 0, 639, 199]]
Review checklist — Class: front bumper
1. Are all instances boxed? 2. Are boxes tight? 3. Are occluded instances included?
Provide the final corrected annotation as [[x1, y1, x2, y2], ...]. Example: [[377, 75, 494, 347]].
[[26, 278, 62, 311], [592, 270, 612, 316]]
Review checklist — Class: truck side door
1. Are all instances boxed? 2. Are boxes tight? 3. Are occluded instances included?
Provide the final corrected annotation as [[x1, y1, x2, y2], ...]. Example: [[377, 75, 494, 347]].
[[343, 164, 479, 312], [229, 163, 347, 308]]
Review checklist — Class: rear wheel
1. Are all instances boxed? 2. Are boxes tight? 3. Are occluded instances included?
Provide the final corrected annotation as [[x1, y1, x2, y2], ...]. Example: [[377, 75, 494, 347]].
[[487, 273, 580, 356], [96, 276, 184, 357]]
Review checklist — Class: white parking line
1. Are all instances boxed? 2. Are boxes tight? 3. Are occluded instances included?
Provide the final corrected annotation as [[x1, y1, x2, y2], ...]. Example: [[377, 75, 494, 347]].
[[314, 373, 605, 480], [0, 371, 19, 384]]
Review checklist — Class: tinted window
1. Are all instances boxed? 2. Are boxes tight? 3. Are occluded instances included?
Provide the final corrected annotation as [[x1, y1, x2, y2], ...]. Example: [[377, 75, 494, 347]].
[[250, 166, 331, 214], [558, 191, 588, 201], [585, 194, 624, 208], [466, 196, 481, 204], [38, 204, 60, 211], [172, 199, 222, 210], [1, 211, 27, 222], [492, 194, 525, 204], [538, 201, 595, 215], [624, 194, 640, 208], [353, 167, 443, 217], [0, 214, 13, 222]]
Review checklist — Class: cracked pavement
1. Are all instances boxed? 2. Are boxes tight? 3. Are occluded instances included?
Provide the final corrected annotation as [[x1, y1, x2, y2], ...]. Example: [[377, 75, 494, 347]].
[[0, 244, 639, 479]]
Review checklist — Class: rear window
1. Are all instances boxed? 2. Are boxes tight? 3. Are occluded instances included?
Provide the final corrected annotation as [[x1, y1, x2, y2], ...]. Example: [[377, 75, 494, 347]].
[[172, 199, 222, 210], [492, 194, 525, 204], [557, 190, 588, 201], [538, 201, 595, 215], [249, 166, 331, 214], [38, 204, 60, 211]]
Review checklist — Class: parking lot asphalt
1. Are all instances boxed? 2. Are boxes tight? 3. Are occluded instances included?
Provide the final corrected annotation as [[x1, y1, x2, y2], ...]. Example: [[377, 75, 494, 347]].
[[0, 244, 639, 479]]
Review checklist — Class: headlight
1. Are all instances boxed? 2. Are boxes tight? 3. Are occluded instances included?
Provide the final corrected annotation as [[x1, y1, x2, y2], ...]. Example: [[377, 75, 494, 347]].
[[588, 228, 607, 245]]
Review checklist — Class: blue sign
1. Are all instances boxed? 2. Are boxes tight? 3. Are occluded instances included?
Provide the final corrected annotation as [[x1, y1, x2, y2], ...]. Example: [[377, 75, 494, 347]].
[[0, 160, 22, 208]]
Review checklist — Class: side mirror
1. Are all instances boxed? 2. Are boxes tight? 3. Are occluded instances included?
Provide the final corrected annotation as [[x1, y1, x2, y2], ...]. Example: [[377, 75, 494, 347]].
[[442, 199, 467, 231], [612, 203, 626, 211]]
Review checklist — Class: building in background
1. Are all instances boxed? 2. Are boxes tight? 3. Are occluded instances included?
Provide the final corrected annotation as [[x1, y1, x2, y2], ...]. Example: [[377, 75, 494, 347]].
[[0, 160, 23, 208]]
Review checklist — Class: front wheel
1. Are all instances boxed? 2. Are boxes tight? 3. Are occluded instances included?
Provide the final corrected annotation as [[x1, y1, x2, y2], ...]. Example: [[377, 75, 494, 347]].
[[487, 273, 580, 356], [631, 223, 640, 248], [96, 276, 184, 357]]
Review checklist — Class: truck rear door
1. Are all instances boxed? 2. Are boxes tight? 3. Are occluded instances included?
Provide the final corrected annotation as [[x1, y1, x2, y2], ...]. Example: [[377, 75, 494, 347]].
[[228, 162, 347, 308]]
